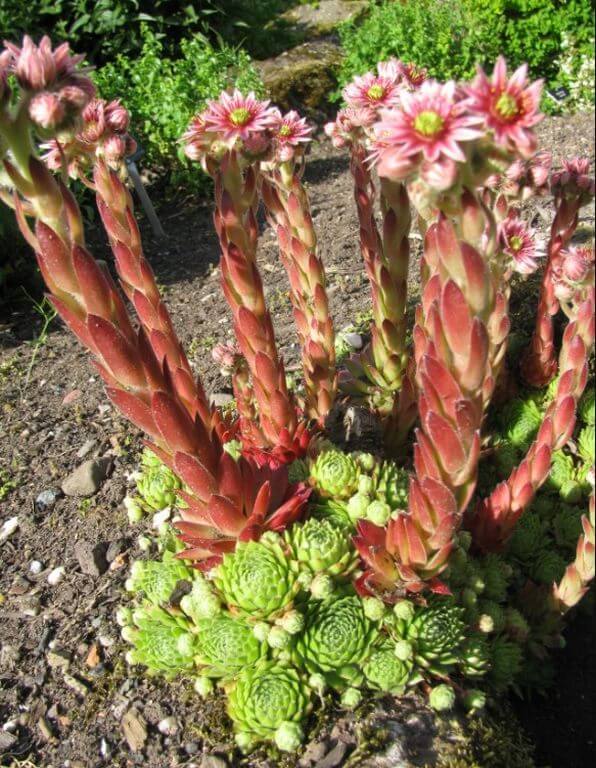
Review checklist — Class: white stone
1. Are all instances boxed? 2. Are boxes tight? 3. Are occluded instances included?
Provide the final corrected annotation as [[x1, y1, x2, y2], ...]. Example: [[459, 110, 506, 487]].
[[47, 566, 65, 586], [29, 560, 43, 575], [0, 517, 18, 543]]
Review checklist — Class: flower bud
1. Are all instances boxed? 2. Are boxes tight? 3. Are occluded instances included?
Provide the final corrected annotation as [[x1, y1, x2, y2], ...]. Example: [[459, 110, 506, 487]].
[[310, 573, 334, 600], [194, 675, 214, 698], [340, 687, 362, 709], [362, 596, 386, 621], [393, 600, 415, 622], [429, 684, 456, 712]]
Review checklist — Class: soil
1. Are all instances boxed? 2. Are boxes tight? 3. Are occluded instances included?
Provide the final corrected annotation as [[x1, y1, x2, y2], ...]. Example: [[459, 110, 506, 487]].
[[0, 112, 595, 768]]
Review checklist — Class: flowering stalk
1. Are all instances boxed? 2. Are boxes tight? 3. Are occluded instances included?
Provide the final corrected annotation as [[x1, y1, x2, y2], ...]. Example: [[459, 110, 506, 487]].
[[260, 110, 336, 423], [552, 491, 595, 612], [470, 247, 595, 550], [0, 40, 310, 567], [521, 158, 594, 387], [182, 96, 310, 464]]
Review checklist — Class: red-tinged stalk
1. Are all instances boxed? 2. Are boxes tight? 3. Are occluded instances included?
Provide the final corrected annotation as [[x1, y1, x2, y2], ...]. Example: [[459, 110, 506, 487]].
[[260, 115, 336, 423], [521, 158, 594, 387], [0, 50, 310, 567], [552, 493, 595, 612], [470, 254, 595, 551]]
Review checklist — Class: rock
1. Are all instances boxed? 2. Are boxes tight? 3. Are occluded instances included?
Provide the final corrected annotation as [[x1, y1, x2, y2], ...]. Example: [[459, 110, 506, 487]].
[[76, 439, 97, 459], [157, 716, 179, 735], [61, 457, 112, 497], [35, 489, 60, 510], [282, 0, 367, 38], [47, 649, 71, 672], [210, 392, 234, 408], [105, 538, 127, 563], [63, 674, 89, 698], [121, 708, 147, 752], [0, 731, 17, 752], [74, 540, 109, 577], [344, 332, 364, 350], [0, 516, 18, 543], [8, 575, 31, 595], [47, 566, 65, 585], [29, 560, 43, 575], [200, 757, 228, 768], [318, 740, 348, 768], [17, 595, 40, 617], [299, 739, 329, 766], [184, 741, 199, 755], [257, 39, 342, 114]]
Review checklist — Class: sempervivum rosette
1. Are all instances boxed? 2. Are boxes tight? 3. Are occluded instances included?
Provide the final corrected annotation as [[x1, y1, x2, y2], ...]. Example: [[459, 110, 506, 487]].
[[398, 600, 466, 675], [285, 518, 359, 578], [458, 634, 492, 678], [213, 538, 300, 619], [121, 606, 196, 678], [294, 594, 378, 686], [226, 661, 313, 752], [371, 460, 409, 509], [194, 613, 266, 679], [135, 448, 182, 512], [310, 449, 360, 499], [125, 551, 193, 605], [362, 641, 417, 694]]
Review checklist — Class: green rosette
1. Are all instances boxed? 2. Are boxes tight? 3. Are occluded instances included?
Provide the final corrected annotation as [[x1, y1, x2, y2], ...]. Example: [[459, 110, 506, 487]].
[[362, 641, 415, 694], [371, 460, 409, 509], [227, 661, 312, 752], [195, 613, 265, 678], [310, 449, 360, 499], [214, 539, 299, 619], [123, 605, 195, 678], [285, 518, 358, 578], [400, 601, 466, 674], [294, 594, 378, 686]]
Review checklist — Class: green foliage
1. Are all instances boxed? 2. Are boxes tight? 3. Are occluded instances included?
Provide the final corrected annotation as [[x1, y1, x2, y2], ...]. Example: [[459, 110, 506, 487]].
[[579, 387, 595, 426], [227, 661, 313, 752], [93, 26, 262, 187], [194, 613, 266, 678], [362, 641, 414, 693], [489, 636, 523, 691], [134, 448, 182, 513], [214, 538, 299, 619], [400, 601, 466, 674], [122, 605, 195, 677], [310, 448, 360, 499], [125, 551, 192, 604], [372, 460, 409, 509], [500, 397, 542, 452], [294, 594, 378, 682], [337, 0, 594, 111], [285, 518, 358, 577]]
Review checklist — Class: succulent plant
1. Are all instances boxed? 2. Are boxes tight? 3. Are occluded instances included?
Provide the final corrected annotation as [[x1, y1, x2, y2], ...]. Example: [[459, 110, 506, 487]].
[[578, 387, 595, 426], [365, 499, 392, 526], [530, 549, 567, 584], [489, 636, 523, 691], [500, 398, 543, 452], [180, 573, 222, 621], [125, 552, 193, 605], [135, 448, 182, 512], [400, 601, 466, 674], [122, 606, 196, 677], [362, 596, 387, 622], [227, 661, 312, 752], [194, 613, 266, 678], [503, 608, 530, 642], [463, 689, 487, 714], [480, 554, 511, 602], [553, 504, 583, 550], [507, 512, 547, 561], [429, 683, 456, 712], [288, 459, 310, 484], [477, 600, 506, 634], [371, 461, 409, 509], [340, 687, 363, 708], [310, 449, 360, 499], [294, 594, 377, 685], [459, 634, 491, 678], [346, 492, 372, 522], [214, 539, 299, 620], [285, 518, 358, 578], [362, 641, 414, 693], [494, 440, 519, 478], [310, 498, 353, 530], [545, 450, 577, 495], [578, 425, 595, 466]]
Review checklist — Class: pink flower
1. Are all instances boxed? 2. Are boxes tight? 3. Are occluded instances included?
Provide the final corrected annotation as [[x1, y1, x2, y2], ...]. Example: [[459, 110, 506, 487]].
[[203, 90, 277, 142], [272, 109, 312, 161], [324, 107, 376, 148], [465, 56, 543, 157], [498, 214, 545, 274], [376, 58, 401, 82], [180, 114, 214, 161], [371, 80, 483, 178], [551, 157, 595, 202], [343, 71, 402, 110], [28, 91, 65, 129], [397, 61, 428, 89], [553, 245, 594, 302]]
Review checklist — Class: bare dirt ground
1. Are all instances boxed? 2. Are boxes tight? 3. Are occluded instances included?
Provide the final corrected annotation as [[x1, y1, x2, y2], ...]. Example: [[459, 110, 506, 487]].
[[0, 113, 594, 768]]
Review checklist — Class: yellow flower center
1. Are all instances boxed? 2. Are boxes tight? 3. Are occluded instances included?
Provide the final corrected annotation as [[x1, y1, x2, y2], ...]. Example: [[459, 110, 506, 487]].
[[495, 92, 519, 119], [413, 110, 444, 137], [230, 107, 251, 126], [367, 84, 385, 101], [279, 124, 292, 137], [509, 235, 523, 252]]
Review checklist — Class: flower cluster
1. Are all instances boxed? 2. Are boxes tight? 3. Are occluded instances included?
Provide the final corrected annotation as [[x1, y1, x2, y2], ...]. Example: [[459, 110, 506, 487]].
[[1, 34, 595, 757]]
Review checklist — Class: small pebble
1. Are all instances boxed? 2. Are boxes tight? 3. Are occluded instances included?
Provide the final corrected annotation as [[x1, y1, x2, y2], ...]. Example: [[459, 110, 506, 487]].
[[47, 566, 65, 586], [63, 674, 89, 698], [29, 560, 43, 575], [0, 516, 18, 543], [157, 716, 179, 735], [35, 489, 60, 510]]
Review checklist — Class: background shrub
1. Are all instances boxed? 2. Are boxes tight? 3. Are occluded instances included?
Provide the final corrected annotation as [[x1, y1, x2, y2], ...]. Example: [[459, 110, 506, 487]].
[[338, 0, 595, 110], [93, 27, 263, 188]]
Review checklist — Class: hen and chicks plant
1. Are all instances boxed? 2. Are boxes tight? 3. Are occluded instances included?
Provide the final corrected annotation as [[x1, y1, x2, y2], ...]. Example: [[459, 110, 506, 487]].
[[1, 34, 595, 755]]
